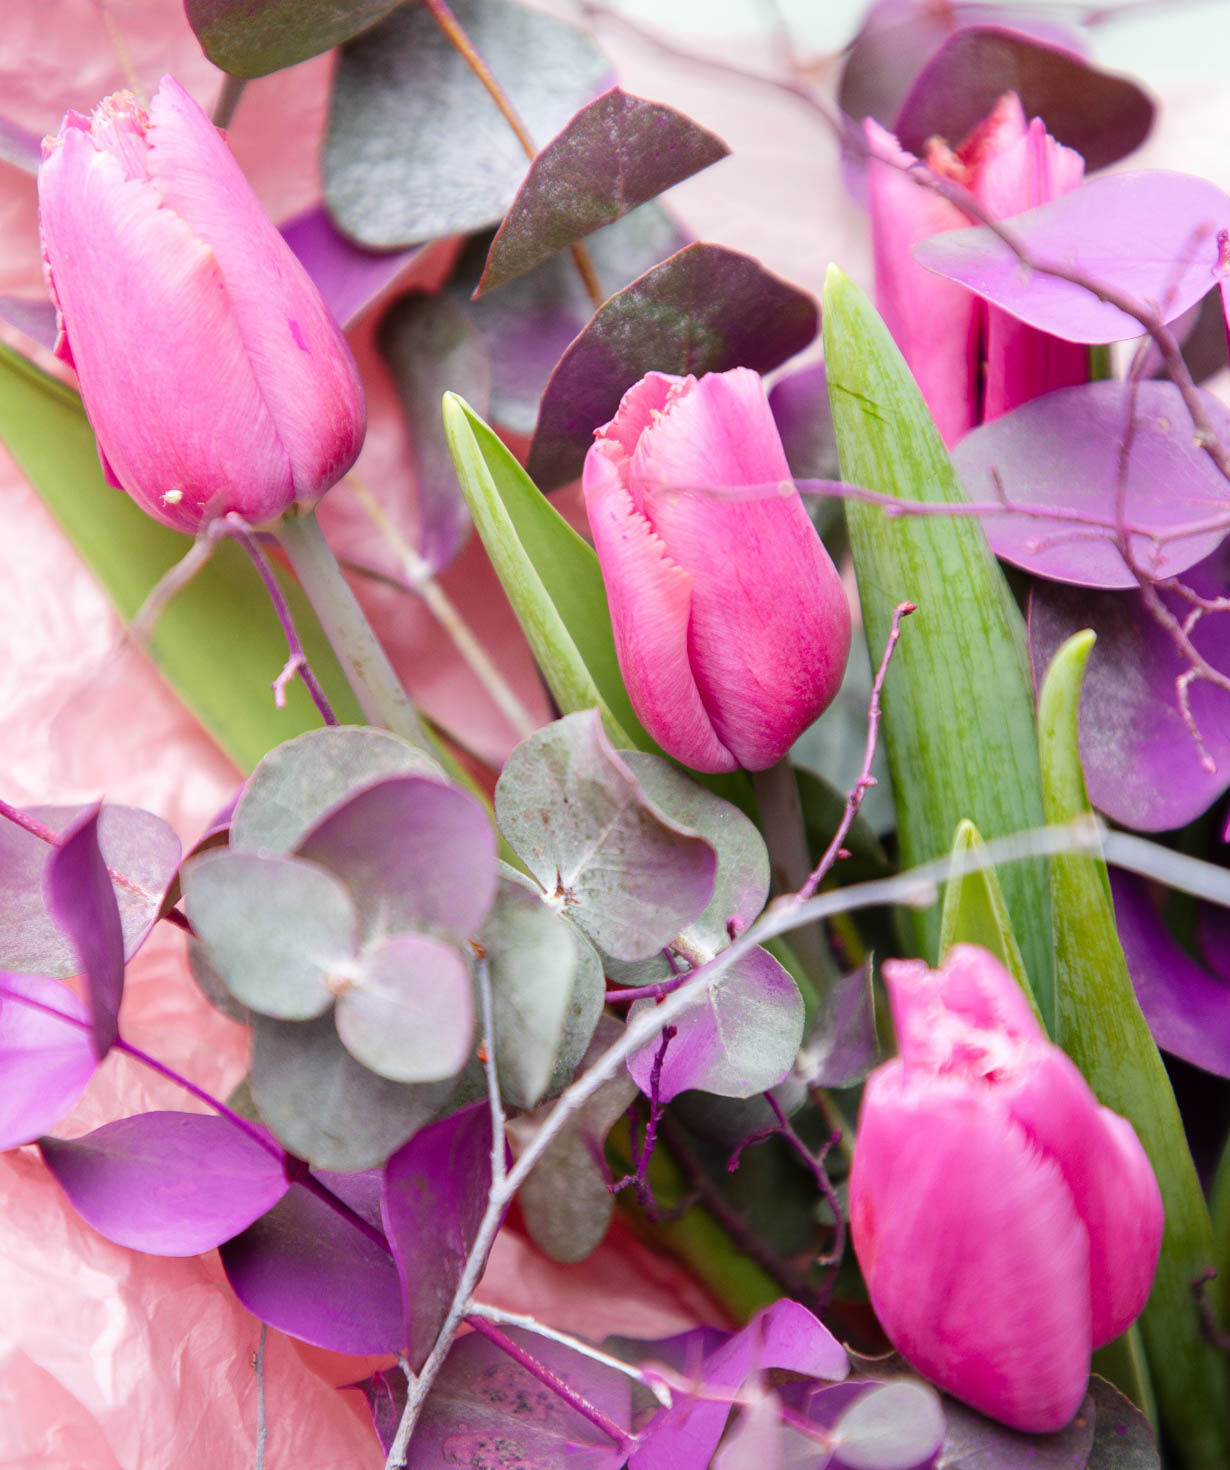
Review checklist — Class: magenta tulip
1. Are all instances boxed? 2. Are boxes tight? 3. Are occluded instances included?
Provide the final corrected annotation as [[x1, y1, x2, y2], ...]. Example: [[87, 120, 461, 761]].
[[582, 368, 851, 773], [866, 92, 1088, 445], [38, 77, 365, 534], [850, 945, 1163, 1433]]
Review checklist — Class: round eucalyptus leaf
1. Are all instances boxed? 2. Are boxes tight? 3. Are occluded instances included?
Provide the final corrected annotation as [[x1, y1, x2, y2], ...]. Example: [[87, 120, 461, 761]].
[[336, 933, 474, 1084], [232, 726, 441, 856], [182, 851, 358, 1020], [832, 1381, 946, 1470]]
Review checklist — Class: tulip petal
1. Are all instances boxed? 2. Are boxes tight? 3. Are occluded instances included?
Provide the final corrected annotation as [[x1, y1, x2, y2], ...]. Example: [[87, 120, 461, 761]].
[[583, 447, 735, 772], [851, 1066, 1093, 1433], [1002, 1045, 1164, 1347], [145, 77, 365, 503], [39, 127, 293, 532]]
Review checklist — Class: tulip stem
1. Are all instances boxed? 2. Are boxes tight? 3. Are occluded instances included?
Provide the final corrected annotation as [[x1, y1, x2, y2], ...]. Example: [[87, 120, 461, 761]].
[[274, 510, 435, 755], [752, 758, 839, 998]]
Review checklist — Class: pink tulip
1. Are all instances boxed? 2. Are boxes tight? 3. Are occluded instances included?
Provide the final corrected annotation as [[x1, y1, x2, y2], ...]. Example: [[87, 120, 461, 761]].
[[582, 369, 851, 773], [866, 93, 1088, 445], [850, 944, 1163, 1433], [38, 78, 365, 534]]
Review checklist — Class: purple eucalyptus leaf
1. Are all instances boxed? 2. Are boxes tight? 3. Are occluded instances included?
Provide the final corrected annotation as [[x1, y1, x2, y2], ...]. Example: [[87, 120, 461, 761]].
[[324, 0, 610, 248], [38, 1112, 288, 1256], [954, 381, 1230, 589], [527, 243, 818, 490], [831, 1381, 945, 1470], [282, 204, 422, 329], [249, 1009, 456, 1171], [938, 1389, 1095, 1467], [337, 932, 474, 1083], [770, 360, 838, 483], [298, 774, 497, 944], [628, 947, 803, 1103], [477, 87, 728, 297], [452, 203, 688, 437], [382, 1102, 493, 1371], [495, 711, 716, 962], [355, 1366, 407, 1454], [0, 974, 97, 1149], [630, 1300, 847, 1470], [1109, 871, 1230, 1079], [232, 726, 443, 857], [378, 291, 489, 572], [621, 753, 770, 960], [895, 27, 1153, 174], [0, 803, 180, 979], [407, 1326, 632, 1470], [799, 962, 878, 1090], [1028, 553, 1230, 830], [713, 1392, 786, 1470], [220, 1170, 404, 1354], [186, 0, 400, 75], [0, 295, 57, 351], [1087, 1375, 1159, 1468], [181, 850, 358, 1020], [43, 806, 124, 1058], [915, 172, 1230, 345], [838, 1, 1083, 136]]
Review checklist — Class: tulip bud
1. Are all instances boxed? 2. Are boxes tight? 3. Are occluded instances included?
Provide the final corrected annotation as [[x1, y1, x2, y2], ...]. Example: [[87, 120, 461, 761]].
[[37, 77, 365, 534], [849, 945, 1163, 1433], [866, 93, 1087, 444], [582, 368, 851, 774]]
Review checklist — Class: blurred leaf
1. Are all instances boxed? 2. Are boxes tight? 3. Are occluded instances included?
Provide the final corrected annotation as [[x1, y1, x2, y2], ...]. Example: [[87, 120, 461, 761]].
[[1087, 1375, 1161, 1469], [442, 394, 650, 748], [282, 205, 423, 330], [186, 0, 401, 76], [1038, 630, 1230, 1469], [821, 267, 1054, 1026], [324, 0, 609, 248], [0, 294, 56, 351], [832, 1380, 945, 1470], [0, 113, 40, 173], [528, 243, 818, 490], [379, 291, 489, 572], [795, 769, 890, 884], [797, 960, 878, 1090], [937, 1385, 1095, 1467], [477, 87, 728, 295], [0, 343, 364, 769]]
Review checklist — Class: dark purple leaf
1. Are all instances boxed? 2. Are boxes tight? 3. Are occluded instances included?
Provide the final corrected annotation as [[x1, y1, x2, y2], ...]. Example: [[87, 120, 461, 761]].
[[838, 1, 1083, 136], [770, 360, 838, 483], [282, 204, 422, 329], [1087, 1375, 1159, 1469], [39, 1112, 288, 1255], [799, 961, 878, 1090], [938, 1389, 1095, 1467], [0, 974, 97, 1149], [186, 0, 402, 77], [0, 803, 180, 979], [954, 381, 1230, 589], [378, 291, 489, 572], [338, 932, 475, 1083], [1028, 553, 1230, 830], [451, 203, 688, 437], [914, 172, 1230, 344], [0, 295, 57, 351], [297, 774, 497, 943], [527, 243, 818, 490], [324, 0, 610, 248], [407, 1326, 632, 1470], [477, 88, 728, 297], [356, 1366, 407, 1454], [1109, 872, 1230, 1079], [249, 1009, 457, 1171], [382, 1102, 494, 1371], [627, 947, 803, 1102], [1139, 287, 1229, 386], [220, 1168, 404, 1354], [44, 806, 124, 1058], [831, 1381, 945, 1470], [895, 27, 1153, 174], [495, 711, 716, 961]]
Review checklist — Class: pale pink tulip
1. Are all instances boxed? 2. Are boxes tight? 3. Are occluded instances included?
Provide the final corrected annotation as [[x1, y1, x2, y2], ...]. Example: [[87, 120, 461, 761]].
[[583, 368, 850, 773], [866, 93, 1087, 444], [38, 77, 365, 534], [850, 944, 1163, 1433]]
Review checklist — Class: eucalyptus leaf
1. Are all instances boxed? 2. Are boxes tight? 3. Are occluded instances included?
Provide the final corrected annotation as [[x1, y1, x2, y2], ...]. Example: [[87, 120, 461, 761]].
[[495, 710, 716, 961], [186, 0, 401, 77], [1038, 631, 1230, 1468], [822, 266, 1054, 1027], [1087, 1375, 1160, 1469], [797, 960, 878, 1090], [324, 0, 610, 247], [182, 850, 358, 1020]]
